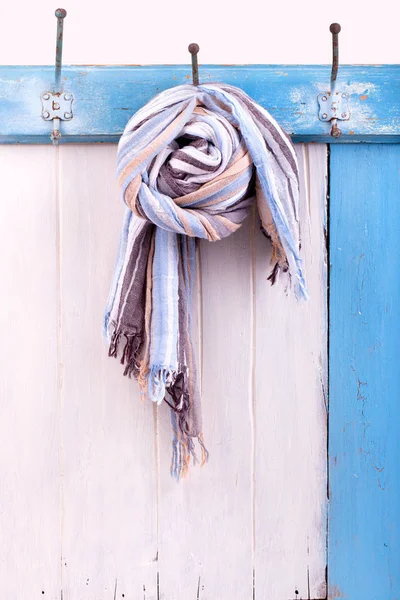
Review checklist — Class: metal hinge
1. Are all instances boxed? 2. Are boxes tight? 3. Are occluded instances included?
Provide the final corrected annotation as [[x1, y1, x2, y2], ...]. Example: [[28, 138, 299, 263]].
[[41, 91, 74, 144], [318, 91, 350, 125]]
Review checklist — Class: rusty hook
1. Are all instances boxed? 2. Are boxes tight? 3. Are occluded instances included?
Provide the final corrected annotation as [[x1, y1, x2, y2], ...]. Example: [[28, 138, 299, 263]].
[[41, 8, 73, 145], [188, 43, 200, 86], [55, 8, 67, 89], [329, 23, 341, 138], [51, 9, 67, 145]]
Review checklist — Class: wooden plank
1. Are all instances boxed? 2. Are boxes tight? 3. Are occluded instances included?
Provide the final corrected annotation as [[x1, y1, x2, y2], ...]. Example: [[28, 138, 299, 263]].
[[157, 218, 254, 599], [58, 145, 158, 600], [0, 146, 61, 598], [0, 66, 399, 143], [329, 145, 400, 599], [254, 144, 328, 599]]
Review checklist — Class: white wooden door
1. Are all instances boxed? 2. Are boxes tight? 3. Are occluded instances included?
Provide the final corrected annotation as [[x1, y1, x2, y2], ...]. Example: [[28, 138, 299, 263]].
[[0, 143, 327, 600]]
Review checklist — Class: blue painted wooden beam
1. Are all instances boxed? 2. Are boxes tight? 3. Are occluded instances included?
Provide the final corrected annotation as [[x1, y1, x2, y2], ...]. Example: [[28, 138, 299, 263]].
[[329, 145, 400, 599], [0, 65, 399, 143]]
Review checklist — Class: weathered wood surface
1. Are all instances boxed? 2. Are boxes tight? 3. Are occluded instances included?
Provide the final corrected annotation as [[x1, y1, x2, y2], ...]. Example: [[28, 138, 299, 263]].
[[0, 147, 61, 598], [0, 66, 399, 143], [59, 146, 158, 599], [329, 145, 400, 599], [0, 143, 327, 599], [254, 144, 328, 599]]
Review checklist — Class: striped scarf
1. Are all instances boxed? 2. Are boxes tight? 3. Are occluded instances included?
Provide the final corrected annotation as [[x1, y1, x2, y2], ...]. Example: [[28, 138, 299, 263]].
[[104, 83, 305, 479]]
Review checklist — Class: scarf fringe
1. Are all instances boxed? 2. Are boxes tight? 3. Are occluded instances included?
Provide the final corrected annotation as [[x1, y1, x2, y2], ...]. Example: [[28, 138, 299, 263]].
[[263, 225, 307, 299], [108, 325, 142, 378], [170, 434, 209, 481], [268, 261, 308, 300], [148, 365, 178, 405], [169, 408, 209, 480]]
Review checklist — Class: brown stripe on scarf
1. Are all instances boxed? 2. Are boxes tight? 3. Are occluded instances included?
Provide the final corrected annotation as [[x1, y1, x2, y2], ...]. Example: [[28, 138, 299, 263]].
[[138, 229, 156, 391], [109, 221, 154, 377], [166, 235, 206, 475]]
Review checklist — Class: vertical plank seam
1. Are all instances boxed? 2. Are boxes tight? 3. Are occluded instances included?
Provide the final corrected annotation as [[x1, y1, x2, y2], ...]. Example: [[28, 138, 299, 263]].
[[153, 403, 160, 591], [56, 145, 65, 597], [303, 144, 313, 599], [325, 143, 331, 598], [301, 143, 329, 599], [249, 206, 256, 600], [197, 241, 203, 596], [303, 144, 312, 225]]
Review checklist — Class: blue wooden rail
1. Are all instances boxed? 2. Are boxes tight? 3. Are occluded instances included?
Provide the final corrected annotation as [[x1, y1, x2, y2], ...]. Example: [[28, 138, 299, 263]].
[[0, 65, 399, 143]]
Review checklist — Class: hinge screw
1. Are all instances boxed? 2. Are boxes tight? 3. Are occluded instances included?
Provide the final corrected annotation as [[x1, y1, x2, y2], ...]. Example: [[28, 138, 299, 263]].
[[342, 93, 347, 98], [322, 113, 328, 119], [341, 112, 347, 118], [43, 111, 50, 119], [321, 96, 327, 101], [42, 93, 50, 100], [64, 94, 72, 101], [64, 112, 72, 119], [53, 101, 60, 110], [331, 123, 342, 138]]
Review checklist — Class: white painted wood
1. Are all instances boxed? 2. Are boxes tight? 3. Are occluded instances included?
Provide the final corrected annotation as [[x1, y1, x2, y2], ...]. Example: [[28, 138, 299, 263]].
[[157, 219, 254, 599], [58, 145, 158, 600], [0, 143, 327, 599], [254, 144, 328, 599], [0, 146, 61, 599]]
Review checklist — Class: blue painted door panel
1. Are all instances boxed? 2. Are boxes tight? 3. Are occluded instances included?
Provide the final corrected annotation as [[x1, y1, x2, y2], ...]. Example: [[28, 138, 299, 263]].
[[329, 145, 400, 599]]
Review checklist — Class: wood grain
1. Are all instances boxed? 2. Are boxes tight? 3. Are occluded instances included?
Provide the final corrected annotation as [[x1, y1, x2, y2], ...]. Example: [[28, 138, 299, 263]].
[[58, 145, 158, 600], [0, 143, 328, 599], [0, 146, 61, 599], [157, 217, 254, 599], [254, 144, 328, 599]]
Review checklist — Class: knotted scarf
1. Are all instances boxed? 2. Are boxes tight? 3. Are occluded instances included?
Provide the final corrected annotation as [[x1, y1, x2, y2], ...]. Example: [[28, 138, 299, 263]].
[[104, 83, 306, 479]]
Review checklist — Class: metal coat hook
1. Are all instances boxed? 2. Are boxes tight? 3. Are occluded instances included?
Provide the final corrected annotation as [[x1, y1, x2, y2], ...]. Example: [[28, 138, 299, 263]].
[[330, 22, 340, 91], [188, 43, 200, 85], [41, 8, 74, 145], [329, 23, 341, 137], [55, 8, 66, 89], [317, 22, 350, 138]]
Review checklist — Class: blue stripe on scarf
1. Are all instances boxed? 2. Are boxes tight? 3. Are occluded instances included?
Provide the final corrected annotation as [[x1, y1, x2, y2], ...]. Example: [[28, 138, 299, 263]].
[[148, 227, 179, 403], [103, 207, 132, 339]]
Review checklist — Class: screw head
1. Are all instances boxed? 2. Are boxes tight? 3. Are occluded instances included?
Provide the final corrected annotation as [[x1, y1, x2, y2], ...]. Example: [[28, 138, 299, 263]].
[[341, 112, 347, 118], [64, 112, 72, 119], [188, 43, 200, 55], [342, 93, 347, 99], [330, 23, 341, 34], [322, 113, 328, 119], [43, 111, 50, 119], [42, 93, 50, 100], [55, 8, 67, 18], [53, 102, 60, 110], [50, 128, 62, 145], [64, 94, 72, 101], [322, 96, 327, 101]]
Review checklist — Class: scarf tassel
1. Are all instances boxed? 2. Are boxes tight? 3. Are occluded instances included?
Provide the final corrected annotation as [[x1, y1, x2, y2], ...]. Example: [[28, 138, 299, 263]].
[[170, 416, 209, 481], [108, 327, 142, 378]]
